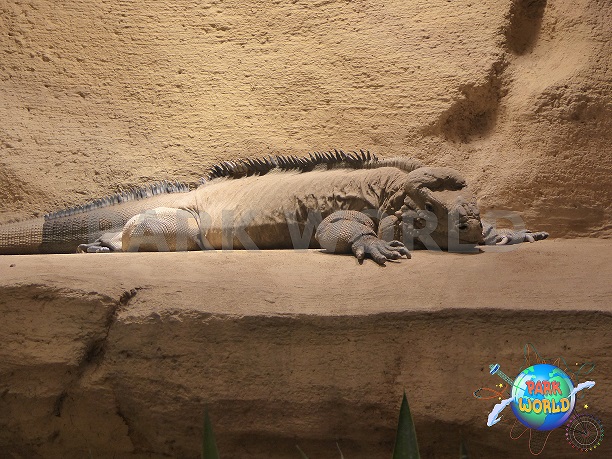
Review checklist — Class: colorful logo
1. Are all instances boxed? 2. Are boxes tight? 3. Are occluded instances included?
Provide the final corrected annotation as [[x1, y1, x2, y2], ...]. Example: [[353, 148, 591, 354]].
[[474, 344, 603, 455], [510, 364, 575, 430]]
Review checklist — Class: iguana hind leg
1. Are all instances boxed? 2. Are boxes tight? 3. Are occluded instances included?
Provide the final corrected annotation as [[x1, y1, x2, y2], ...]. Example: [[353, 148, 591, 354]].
[[315, 210, 410, 265], [121, 207, 201, 252], [78, 207, 202, 253]]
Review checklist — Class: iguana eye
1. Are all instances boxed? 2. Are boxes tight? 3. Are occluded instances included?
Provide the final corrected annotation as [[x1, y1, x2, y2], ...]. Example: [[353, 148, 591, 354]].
[[415, 218, 427, 229], [425, 202, 434, 212]]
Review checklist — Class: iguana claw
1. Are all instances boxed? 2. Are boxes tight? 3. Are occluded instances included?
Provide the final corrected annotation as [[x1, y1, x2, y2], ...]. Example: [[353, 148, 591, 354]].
[[352, 236, 411, 265]]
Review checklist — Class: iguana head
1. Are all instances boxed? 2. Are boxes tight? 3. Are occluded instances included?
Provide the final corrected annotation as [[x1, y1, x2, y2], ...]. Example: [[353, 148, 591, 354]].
[[380, 167, 484, 250]]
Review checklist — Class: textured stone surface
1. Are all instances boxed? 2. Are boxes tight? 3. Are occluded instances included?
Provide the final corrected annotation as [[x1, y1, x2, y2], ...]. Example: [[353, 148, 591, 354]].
[[1, 1, 611, 457], [0, 0, 610, 236], [0, 240, 610, 458]]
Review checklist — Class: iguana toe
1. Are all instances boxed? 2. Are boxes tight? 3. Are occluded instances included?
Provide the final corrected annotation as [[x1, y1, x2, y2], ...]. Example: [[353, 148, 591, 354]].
[[352, 236, 411, 265], [353, 245, 366, 261], [388, 240, 411, 258], [369, 247, 388, 265], [77, 243, 111, 253], [533, 231, 549, 241], [496, 236, 510, 245]]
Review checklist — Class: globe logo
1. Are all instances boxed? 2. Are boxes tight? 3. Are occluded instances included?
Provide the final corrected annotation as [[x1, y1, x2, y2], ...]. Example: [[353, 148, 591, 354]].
[[510, 363, 575, 430]]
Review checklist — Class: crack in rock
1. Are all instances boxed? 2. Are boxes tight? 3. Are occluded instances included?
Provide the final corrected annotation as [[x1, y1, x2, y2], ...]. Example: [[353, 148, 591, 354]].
[[78, 288, 138, 370], [54, 288, 139, 418]]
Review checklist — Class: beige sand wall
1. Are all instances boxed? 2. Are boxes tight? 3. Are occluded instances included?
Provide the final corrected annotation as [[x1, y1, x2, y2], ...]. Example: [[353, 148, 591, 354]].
[[0, 0, 610, 235], [1, 242, 611, 458]]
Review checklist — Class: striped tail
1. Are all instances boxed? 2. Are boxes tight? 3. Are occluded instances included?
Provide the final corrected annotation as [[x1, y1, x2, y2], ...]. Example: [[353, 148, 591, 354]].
[[0, 218, 45, 254], [0, 181, 193, 255], [0, 215, 107, 254]]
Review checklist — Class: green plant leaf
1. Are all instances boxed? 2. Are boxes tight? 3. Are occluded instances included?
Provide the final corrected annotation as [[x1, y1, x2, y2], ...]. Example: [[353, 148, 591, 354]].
[[202, 409, 220, 459], [392, 391, 420, 459], [459, 440, 469, 459], [295, 445, 309, 459]]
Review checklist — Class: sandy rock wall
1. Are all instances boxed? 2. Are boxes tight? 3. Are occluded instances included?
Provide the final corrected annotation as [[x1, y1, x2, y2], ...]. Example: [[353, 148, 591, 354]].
[[0, 0, 610, 235], [1, 241, 611, 458]]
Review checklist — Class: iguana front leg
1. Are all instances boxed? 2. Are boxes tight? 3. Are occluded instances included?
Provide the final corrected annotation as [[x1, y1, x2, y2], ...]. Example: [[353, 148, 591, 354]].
[[315, 210, 411, 265], [481, 222, 549, 245]]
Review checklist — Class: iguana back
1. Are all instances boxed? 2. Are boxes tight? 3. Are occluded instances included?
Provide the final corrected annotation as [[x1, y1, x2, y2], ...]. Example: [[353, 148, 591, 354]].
[[0, 151, 414, 254]]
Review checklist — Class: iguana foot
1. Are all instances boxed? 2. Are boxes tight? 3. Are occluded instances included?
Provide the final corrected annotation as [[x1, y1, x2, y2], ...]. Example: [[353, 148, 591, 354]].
[[352, 235, 410, 265], [315, 211, 410, 265], [77, 232, 122, 253], [482, 223, 549, 245], [495, 230, 549, 245], [77, 243, 111, 253]]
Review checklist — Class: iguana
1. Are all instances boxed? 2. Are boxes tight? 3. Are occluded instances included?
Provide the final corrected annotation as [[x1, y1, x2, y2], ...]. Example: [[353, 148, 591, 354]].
[[0, 151, 548, 264]]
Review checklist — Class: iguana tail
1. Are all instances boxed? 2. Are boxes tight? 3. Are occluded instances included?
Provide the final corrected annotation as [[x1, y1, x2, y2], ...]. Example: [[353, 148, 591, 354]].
[[0, 182, 191, 254], [0, 217, 46, 254]]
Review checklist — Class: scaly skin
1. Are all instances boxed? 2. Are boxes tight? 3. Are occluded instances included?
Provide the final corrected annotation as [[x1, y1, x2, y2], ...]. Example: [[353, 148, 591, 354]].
[[0, 155, 548, 264]]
